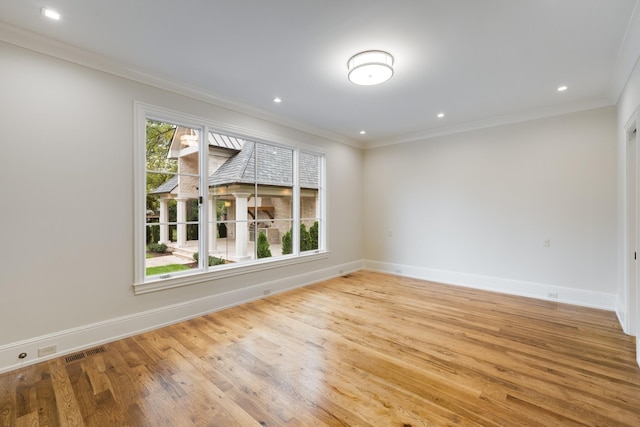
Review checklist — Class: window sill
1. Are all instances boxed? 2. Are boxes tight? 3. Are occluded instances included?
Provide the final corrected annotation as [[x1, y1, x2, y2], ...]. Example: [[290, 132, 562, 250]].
[[133, 251, 329, 295]]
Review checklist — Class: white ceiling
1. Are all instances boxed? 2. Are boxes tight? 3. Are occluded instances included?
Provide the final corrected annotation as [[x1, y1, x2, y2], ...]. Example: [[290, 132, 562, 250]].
[[1, 0, 639, 148]]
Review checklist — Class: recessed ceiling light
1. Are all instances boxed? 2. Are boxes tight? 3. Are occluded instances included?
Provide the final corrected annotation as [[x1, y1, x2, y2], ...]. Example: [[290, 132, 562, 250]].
[[437, 113, 445, 118], [41, 8, 61, 21], [360, 130, 366, 135], [557, 85, 568, 92], [273, 97, 282, 103]]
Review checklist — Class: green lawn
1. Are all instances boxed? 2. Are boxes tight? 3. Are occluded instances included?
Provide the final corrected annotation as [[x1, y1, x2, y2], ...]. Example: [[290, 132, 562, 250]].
[[146, 264, 190, 276]]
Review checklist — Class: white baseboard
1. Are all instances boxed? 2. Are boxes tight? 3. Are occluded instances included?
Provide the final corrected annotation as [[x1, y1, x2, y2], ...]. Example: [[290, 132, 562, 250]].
[[0, 260, 363, 374], [1, 259, 621, 373], [616, 296, 630, 335], [364, 260, 617, 311]]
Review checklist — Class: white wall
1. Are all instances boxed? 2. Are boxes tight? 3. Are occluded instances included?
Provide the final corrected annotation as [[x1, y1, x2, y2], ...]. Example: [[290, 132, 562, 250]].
[[363, 107, 618, 308], [0, 41, 363, 371]]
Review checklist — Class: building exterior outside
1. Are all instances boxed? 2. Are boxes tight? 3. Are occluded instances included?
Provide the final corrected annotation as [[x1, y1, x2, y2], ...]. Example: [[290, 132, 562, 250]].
[[148, 126, 319, 263]]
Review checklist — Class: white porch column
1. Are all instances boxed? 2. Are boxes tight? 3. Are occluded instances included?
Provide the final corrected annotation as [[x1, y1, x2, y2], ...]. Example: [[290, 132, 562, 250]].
[[159, 198, 169, 244], [233, 192, 251, 261], [177, 198, 187, 247], [208, 195, 217, 254]]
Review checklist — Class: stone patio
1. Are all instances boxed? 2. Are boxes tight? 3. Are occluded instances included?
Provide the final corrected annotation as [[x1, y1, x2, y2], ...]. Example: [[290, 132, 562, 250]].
[[146, 237, 284, 268]]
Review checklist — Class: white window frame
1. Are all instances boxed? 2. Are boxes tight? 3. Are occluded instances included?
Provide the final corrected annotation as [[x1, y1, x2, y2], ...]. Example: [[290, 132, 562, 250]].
[[133, 102, 328, 294]]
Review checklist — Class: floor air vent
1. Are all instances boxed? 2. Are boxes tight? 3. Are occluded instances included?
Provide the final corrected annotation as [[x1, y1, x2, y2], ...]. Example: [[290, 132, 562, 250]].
[[85, 346, 106, 356], [65, 346, 107, 364], [65, 352, 86, 363]]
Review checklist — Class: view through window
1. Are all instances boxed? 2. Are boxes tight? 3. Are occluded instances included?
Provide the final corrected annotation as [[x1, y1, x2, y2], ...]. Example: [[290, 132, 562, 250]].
[[140, 113, 324, 285]]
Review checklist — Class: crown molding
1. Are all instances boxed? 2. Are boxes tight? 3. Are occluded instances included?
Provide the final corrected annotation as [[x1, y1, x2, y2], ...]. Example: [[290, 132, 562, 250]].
[[3, 15, 634, 153], [610, 1, 640, 103], [364, 98, 614, 149], [0, 21, 362, 150]]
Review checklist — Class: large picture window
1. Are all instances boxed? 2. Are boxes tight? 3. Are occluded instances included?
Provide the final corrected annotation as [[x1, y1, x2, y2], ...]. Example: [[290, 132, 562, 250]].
[[134, 104, 326, 293]]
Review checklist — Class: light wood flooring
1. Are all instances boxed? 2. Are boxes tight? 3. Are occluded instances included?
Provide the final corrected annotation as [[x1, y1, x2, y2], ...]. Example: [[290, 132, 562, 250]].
[[1, 271, 640, 426]]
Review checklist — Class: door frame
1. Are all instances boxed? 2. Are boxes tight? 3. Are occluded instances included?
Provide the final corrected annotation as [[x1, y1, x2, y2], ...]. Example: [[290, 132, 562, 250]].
[[624, 109, 639, 363]]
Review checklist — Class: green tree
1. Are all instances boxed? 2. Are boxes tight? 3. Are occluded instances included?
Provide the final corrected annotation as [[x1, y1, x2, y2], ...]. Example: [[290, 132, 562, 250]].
[[145, 120, 177, 215], [187, 199, 199, 241], [146, 120, 177, 175], [257, 231, 272, 258], [282, 229, 292, 255], [145, 120, 178, 244], [300, 224, 311, 251], [309, 221, 318, 250], [193, 252, 225, 266], [282, 222, 317, 254]]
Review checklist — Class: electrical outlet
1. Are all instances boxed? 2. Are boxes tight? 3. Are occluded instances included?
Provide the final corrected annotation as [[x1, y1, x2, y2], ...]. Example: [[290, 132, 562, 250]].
[[38, 345, 57, 357], [263, 289, 271, 296], [543, 238, 550, 248], [547, 292, 559, 299]]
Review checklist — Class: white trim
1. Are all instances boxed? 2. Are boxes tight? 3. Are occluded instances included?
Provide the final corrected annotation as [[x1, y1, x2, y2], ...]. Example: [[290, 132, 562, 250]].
[[0, 260, 364, 374], [364, 260, 617, 311], [135, 252, 330, 294], [616, 298, 628, 335], [365, 99, 613, 149], [627, 108, 640, 368], [318, 154, 328, 252], [610, 1, 640, 103], [199, 124, 209, 269], [0, 22, 358, 149], [133, 102, 147, 283], [622, 109, 640, 335], [136, 102, 328, 291], [292, 149, 301, 253]]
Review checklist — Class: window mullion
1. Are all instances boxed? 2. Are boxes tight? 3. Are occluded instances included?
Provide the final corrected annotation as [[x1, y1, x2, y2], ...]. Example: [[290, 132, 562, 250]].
[[293, 149, 300, 255], [199, 126, 208, 270], [319, 154, 326, 251]]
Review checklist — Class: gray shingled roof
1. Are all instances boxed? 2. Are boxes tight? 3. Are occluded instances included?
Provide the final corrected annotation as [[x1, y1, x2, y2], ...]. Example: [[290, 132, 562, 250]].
[[149, 175, 177, 194], [151, 138, 319, 195], [209, 141, 319, 189], [299, 152, 320, 189]]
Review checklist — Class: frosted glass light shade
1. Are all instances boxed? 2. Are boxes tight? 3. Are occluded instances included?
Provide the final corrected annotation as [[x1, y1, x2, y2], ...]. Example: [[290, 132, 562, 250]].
[[347, 50, 394, 86]]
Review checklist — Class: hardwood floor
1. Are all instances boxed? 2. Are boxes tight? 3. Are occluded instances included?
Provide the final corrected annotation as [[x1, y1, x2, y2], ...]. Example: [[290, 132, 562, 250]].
[[1, 271, 639, 426]]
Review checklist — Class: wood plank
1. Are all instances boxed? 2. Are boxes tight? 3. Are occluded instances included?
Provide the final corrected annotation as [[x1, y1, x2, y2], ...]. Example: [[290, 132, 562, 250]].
[[49, 359, 82, 426], [0, 271, 639, 426]]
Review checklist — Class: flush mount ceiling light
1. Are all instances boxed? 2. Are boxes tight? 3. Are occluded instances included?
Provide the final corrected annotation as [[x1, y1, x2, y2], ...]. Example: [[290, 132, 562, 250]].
[[347, 50, 394, 86]]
